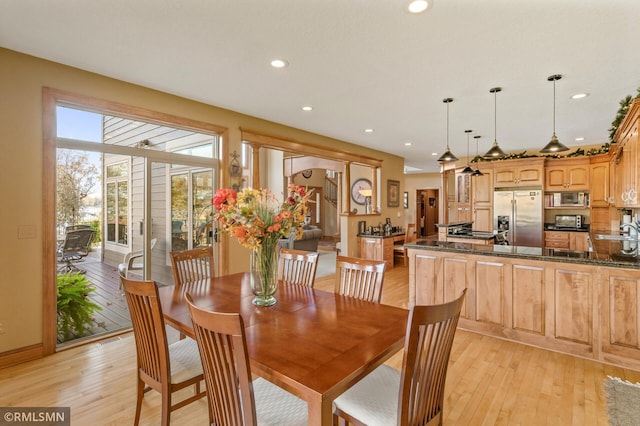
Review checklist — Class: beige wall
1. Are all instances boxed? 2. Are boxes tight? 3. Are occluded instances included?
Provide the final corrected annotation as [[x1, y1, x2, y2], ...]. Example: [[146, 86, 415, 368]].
[[0, 48, 404, 357]]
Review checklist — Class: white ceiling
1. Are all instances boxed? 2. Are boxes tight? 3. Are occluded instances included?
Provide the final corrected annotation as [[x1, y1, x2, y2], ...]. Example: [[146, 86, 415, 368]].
[[2, 0, 640, 173]]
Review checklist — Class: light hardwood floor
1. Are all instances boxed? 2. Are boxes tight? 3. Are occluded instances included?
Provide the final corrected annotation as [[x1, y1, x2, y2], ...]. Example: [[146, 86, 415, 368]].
[[1, 264, 639, 425]]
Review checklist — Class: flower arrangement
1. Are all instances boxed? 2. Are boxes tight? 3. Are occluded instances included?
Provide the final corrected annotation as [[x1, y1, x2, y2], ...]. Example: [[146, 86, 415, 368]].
[[213, 184, 312, 306], [212, 184, 312, 249]]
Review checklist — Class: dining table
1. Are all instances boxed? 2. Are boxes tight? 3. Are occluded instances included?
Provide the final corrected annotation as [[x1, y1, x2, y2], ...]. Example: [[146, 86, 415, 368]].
[[157, 272, 409, 426]]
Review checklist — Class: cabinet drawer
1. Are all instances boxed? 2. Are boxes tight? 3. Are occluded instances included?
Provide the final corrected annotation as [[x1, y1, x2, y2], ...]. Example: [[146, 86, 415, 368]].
[[545, 231, 569, 241], [545, 239, 570, 249]]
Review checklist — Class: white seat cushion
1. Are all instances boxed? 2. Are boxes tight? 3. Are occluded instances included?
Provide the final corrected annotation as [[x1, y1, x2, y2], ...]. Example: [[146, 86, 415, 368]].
[[253, 377, 308, 425], [333, 364, 400, 426], [167, 337, 203, 384]]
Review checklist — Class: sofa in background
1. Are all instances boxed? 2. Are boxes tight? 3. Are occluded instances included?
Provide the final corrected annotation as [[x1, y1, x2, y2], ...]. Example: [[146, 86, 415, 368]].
[[280, 225, 322, 251]]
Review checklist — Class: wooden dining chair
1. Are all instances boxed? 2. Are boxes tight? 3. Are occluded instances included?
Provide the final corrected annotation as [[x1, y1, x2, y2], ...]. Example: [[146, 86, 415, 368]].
[[393, 223, 417, 267], [277, 248, 319, 288], [185, 294, 308, 426], [169, 246, 213, 287], [120, 276, 206, 426], [335, 256, 386, 303], [332, 289, 467, 426]]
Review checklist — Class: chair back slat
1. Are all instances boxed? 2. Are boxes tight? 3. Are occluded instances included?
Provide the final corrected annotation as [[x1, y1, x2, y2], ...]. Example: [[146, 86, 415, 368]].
[[335, 256, 385, 303], [121, 278, 170, 386], [277, 248, 319, 288], [186, 295, 258, 426], [170, 247, 213, 287], [399, 289, 466, 426]]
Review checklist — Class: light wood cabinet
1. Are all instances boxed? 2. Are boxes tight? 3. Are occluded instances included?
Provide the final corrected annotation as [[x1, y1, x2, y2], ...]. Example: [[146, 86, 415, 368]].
[[600, 267, 640, 362], [358, 235, 402, 270], [408, 247, 640, 370], [613, 99, 640, 207], [544, 157, 590, 191], [472, 165, 493, 232], [494, 158, 544, 188], [589, 154, 610, 207], [455, 171, 472, 222], [544, 231, 589, 251]]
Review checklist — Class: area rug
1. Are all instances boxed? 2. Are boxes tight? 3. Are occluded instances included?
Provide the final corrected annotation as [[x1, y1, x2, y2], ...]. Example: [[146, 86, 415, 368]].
[[605, 376, 640, 426]]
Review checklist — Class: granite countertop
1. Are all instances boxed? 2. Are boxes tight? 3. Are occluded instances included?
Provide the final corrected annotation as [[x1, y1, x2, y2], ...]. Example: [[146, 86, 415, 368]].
[[544, 224, 590, 232], [435, 221, 473, 228], [405, 239, 640, 270], [445, 231, 496, 240], [357, 232, 406, 239]]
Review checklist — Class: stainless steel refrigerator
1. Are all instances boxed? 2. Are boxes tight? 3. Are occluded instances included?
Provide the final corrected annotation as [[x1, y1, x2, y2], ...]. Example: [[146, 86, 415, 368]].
[[493, 189, 543, 247]]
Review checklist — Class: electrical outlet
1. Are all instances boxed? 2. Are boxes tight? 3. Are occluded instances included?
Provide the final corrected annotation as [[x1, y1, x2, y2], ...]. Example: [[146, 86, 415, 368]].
[[0, 320, 6, 334]]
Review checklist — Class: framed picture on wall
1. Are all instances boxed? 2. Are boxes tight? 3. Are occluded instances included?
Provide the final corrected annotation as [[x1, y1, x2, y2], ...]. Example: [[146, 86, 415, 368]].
[[403, 191, 409, 209], [387, 180, 400, 207]]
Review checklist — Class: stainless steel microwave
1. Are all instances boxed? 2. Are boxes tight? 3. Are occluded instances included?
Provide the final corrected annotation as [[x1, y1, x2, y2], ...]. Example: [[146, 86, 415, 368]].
[[552, 192, 586, 207]]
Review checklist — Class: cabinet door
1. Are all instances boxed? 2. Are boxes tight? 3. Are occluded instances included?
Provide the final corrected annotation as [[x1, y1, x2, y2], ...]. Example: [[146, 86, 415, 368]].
[[567, 165, 589, 190], [359, 238, 381, 261], [545, 166, 567, 191], [517, 165, 544, 186], [570, 232, 589, 252], [473, 205, 493, 232], [590, 161, 609, 207], [494, 167, 516, 187], [601, 268, 640, 360]]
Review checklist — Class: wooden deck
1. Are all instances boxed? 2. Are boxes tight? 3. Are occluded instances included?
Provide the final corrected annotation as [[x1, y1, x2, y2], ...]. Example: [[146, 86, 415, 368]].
[[58, 258, 133, 346]]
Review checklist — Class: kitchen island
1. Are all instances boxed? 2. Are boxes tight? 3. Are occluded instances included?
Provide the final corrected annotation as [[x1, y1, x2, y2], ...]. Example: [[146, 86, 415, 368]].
[[406, 239, 640, 370], [357, 232, 406, 269]]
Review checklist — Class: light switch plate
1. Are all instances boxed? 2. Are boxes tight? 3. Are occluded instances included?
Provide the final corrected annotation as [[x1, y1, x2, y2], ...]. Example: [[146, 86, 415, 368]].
[[18, 225, 36, 239]]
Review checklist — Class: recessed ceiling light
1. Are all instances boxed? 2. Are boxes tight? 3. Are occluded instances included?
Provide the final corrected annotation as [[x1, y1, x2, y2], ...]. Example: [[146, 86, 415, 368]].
[[364, 128, 374, 133], [575, 137, 585, 141], [571, 93, 589, 100], [408, 0, 430, 13], [270, 59, 289, 68], [404, 142, 413, 146], [431, 152, 438, 156], [301, 106, 313, 111]]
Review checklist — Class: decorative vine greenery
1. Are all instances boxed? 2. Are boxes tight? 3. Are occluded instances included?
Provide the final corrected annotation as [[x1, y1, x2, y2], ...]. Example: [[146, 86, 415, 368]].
[[471, 88, 640, 164], [609, 87, 640, 141]]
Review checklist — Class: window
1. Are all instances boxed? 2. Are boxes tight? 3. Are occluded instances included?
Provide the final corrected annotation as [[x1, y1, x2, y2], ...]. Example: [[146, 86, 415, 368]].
[[170, 167, 213, 252]]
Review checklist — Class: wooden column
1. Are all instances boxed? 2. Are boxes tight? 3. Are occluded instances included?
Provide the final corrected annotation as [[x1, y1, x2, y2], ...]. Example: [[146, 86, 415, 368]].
[[344, 162, 351, 214]]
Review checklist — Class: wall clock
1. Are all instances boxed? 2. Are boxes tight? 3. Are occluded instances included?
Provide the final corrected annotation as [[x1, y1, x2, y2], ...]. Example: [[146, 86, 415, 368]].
[[350, 178, 372, 205], [302, 169, 313, 178]]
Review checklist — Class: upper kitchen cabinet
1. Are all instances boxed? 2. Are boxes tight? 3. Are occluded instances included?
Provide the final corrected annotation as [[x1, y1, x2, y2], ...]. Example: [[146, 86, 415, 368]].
[[589, 154, 610, 208], [493, 158, 544, 188], [612, 99, 640, 207], [455, 169, 472, 222], [544, 157, 589, 191], [472, 163, 494, 232]]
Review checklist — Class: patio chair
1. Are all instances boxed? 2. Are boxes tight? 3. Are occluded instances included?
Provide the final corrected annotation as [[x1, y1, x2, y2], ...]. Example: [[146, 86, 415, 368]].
[[185, 294, 307, 425], [57, 228, 95, 274], [335, 256, 386, 303], [333, 289, 467, 426], [121, 277, 206, 426], [118, 238, 158, 280]]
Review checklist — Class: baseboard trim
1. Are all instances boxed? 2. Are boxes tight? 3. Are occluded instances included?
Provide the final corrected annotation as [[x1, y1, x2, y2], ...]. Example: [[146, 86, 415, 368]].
[[0, 344, 43, 369]]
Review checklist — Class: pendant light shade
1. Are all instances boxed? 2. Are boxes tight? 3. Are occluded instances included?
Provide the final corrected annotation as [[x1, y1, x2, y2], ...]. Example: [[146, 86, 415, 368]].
[[540, 74, 570, 154], [484, 87, 506, 159], [461, 129, 474, 173], [438, 98, 458, 162], [472, 135, 485, 176]]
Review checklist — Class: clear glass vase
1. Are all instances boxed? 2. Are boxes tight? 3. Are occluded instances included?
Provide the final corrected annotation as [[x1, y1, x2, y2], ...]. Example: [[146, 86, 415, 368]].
[[250, 243, 278, 306]]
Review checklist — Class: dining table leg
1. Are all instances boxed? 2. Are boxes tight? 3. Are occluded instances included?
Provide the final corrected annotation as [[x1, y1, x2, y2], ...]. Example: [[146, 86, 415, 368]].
[[307, 394, 333, 426]]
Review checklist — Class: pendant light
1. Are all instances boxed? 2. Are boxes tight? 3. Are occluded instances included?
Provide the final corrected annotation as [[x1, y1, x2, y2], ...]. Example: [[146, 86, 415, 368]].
[[437, 98, 458, 162], [472, 135, 485, 177], [484, 87, 507, 159], [461, 130, 474, 173], [540, 74, 569, 153]]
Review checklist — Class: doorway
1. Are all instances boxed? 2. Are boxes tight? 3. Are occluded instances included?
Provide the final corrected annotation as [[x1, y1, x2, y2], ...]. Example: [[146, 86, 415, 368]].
[[416, 188, 439, 238]]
